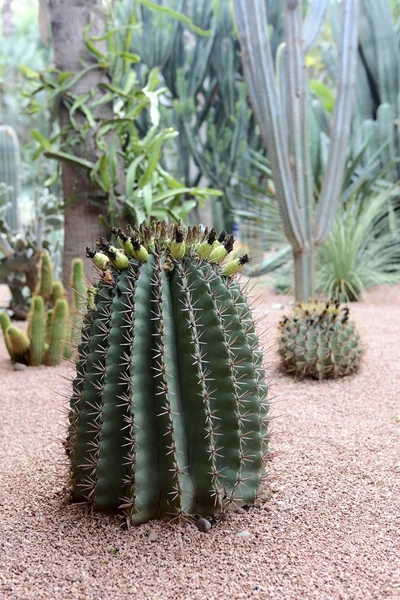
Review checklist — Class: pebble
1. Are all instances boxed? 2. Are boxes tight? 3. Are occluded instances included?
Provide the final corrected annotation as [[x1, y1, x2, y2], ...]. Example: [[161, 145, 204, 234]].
[[195, 518, 211, 533], [236, 530, 252, 538], [13, 363, 27, 371], [148, 531, 158, 542], [271, 303, 284, 310]]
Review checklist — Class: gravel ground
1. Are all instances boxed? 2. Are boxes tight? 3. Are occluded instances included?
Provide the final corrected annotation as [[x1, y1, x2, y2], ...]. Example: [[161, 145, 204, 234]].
[[0, 283, 399, 600]]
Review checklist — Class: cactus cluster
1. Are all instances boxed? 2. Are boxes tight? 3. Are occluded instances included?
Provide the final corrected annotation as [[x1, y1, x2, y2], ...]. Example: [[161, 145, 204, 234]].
[[279, 300, 362, 380], [67, 221, 268, 524], [0, 253, 86, 366]]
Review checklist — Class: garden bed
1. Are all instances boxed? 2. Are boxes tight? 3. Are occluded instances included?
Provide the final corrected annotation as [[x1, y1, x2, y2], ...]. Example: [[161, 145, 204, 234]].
[[0, 283, 399, 600]]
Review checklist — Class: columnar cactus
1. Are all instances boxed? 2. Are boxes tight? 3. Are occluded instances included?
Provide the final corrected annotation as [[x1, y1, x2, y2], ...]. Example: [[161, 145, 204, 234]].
[[0, 125, 21, 232], [67, 221, 269, 524], [279, 300, 362, 379]]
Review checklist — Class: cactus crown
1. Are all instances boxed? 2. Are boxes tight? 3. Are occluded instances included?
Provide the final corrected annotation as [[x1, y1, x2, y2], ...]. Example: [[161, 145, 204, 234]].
[[68, 220, 268, 525]]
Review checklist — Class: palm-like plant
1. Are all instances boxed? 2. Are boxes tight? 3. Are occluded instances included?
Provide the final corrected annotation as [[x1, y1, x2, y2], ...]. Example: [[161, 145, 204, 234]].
[[319, 190, 400, 301]]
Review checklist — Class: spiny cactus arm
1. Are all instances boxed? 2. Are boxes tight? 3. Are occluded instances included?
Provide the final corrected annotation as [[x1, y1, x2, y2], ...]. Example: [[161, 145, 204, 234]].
[[0, 312, 15, 361], [202, 265, 262, 505], [67, 292, 102, 463], [314, 0, 360, 245], [171, 262, 224, 514], [94, 267, 140, 510], [52, 281, 65, 305], [153, 258, 194, 517], [226, 279, 269, 457], [124, 257, 160, 523], [233, 0, 305, 252], [36, 252, 54, 302], [29, 297, 45, 366], [70, 281, 116, 500], [303, 0, 330, 53], [44, 299, 68, 366]]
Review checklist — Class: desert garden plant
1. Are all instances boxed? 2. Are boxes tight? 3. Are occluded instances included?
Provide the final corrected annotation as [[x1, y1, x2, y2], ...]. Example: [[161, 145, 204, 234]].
[[232, 0, 360, 301], [279, 300, 362, 379], [0, 252, 86, 366], [67, 220, 268, 523]]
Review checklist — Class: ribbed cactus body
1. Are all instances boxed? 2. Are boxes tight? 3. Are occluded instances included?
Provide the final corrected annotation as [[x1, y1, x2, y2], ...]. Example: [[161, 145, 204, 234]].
[[0, 125, 21, 232], [279, 301, 362, 379], [44, 299, 68, 366], [29, 297, 45, 366], [67, 222, 268, 523], [35, 252, 54, 302], [71, 258, 86, 348]]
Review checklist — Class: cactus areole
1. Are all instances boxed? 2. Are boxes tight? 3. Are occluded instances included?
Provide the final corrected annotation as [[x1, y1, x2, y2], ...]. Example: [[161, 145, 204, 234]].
[[67, 221, 269, 524]]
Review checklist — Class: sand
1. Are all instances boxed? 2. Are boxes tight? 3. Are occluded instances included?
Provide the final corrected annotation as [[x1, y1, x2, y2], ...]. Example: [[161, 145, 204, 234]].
[[0, 283, 399, 600]]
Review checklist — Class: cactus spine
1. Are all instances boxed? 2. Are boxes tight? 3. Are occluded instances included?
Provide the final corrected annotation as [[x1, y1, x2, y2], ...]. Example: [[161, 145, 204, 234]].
[[232, 0, 360, 300], [67, 221, 268, 523], [0, 125, 21, 232]]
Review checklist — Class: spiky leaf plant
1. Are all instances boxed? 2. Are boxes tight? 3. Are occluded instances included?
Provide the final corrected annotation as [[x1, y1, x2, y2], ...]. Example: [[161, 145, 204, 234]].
[[67, 221, 269, 524], [279, 300, 362, 380]]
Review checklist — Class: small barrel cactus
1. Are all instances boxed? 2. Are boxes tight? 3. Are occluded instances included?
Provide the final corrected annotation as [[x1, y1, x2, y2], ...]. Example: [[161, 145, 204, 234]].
[[67, 221, 269, 524], [279, 300, 362, 379]]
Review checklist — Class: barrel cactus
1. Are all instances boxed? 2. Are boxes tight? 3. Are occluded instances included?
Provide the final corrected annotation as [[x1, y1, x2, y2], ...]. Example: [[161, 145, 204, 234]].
[[67, 221, 269, 524], [279, 300, 362, 379]]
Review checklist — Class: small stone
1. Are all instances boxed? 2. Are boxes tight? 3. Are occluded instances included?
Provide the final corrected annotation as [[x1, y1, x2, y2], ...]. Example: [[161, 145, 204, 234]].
[[13, 363, 27, 371], [236, 530, 252, 538], [271, 303, 284, 310], [183, 535, 190, 542], [148, 531, 158, 542], [195, 518, 211, 533]]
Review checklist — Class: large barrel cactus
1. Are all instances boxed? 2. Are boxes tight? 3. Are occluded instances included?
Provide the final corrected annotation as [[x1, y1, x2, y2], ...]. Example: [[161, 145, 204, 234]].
[[67, 221, 269, 524], [279, 300, 362, 379]]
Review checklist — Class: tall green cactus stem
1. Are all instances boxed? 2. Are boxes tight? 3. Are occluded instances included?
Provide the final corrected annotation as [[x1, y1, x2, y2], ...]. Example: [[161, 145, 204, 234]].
[[233, 0, 360, 300], [52, 281, 65, 305], [44, 299, 68, 366], [35, 252, 54, 302], [0, 312, 15, 360], [67, 221, 268, 523], [29, 297, 45, 366], [0, 126, 21, 232], [71, 258, 86, 348]]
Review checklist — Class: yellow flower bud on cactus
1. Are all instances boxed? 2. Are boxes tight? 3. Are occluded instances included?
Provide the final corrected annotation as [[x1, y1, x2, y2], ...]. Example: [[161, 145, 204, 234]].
[[222, 255, 250, 277]]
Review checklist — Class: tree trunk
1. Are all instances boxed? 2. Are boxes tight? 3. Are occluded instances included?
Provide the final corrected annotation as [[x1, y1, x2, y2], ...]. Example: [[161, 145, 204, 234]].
[[48, 0, 110, 292]]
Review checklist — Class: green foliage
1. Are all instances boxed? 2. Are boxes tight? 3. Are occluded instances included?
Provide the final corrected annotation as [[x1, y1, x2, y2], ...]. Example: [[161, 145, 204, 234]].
[[22, 13, 221, 226], [67, 220, 267, 522], [111, 0, 265, 231], [279, 300, 362, 379], [319, 190, 400, 302]]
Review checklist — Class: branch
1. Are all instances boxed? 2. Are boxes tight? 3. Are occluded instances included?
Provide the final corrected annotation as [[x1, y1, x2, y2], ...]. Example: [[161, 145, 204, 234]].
[[314, 0, 360, 245]]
